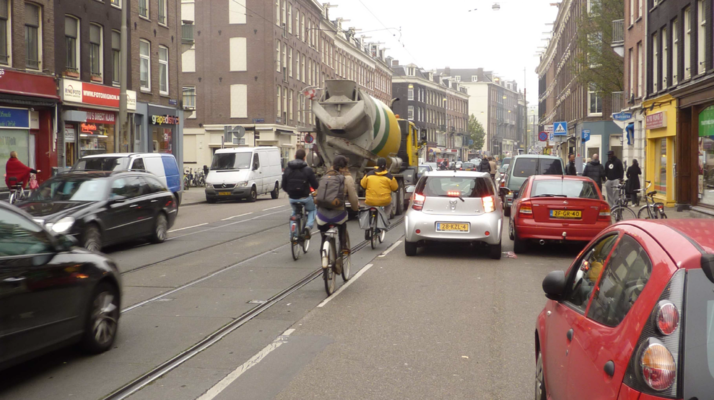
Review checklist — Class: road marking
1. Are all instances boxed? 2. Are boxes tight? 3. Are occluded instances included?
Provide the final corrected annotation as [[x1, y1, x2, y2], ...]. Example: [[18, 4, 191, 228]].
[[378, 240, 402, 257], [168, 209, 288, 240], [196, 329, 294, 400], [221, 212, 253, 221], [317, 263, 374, 308], [168, 223, 208, 233], [263, 205, 286, 211]]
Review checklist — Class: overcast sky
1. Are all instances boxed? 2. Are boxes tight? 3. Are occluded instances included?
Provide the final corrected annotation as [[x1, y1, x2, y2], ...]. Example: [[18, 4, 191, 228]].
[[328, 0, 559, 105]]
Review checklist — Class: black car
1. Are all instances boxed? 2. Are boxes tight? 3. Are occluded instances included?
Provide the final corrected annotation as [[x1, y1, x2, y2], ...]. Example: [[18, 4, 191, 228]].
[[0, 202, 122, 370], [19, 171, 177, 251]]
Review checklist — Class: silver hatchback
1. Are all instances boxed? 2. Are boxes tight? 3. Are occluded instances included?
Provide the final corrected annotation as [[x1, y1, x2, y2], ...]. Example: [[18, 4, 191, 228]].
[[404, 171, 503, 259]]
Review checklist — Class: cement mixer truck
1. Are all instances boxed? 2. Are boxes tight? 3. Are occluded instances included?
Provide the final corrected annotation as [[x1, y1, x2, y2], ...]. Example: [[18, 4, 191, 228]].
[[309, 80, 424, 216]]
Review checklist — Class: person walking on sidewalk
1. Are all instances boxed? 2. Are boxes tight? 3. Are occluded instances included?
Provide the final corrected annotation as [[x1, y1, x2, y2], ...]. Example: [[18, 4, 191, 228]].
[[626, 159, 642, 206], [604, 150, 624, 207], [565, 154, 577, 176], [582, 154, 606, 193], [282, 149, 320, 233], [488, 157, 497, 183]]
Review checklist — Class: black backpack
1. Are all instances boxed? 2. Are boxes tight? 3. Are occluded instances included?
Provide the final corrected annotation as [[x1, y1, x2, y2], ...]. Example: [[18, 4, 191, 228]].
[[285, 167, 309, 198]]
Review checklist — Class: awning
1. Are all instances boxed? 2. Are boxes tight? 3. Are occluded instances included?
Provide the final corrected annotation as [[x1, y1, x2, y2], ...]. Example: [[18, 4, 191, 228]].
[[626, 123, 635, 145]]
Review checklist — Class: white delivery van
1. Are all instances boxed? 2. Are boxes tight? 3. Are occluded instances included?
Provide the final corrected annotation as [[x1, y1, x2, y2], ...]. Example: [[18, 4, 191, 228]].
[[205, 147, 282, 203]]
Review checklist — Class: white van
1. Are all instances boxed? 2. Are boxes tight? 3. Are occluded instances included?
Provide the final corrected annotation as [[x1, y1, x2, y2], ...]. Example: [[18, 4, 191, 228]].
[[205, 147, 282, 203]]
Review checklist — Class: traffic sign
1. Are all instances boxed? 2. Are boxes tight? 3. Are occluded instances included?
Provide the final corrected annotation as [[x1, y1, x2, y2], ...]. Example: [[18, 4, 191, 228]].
[[581, 129, 591, 142], [304, 133, 314, 144], [613, 112, 633, 121], [544, 124, 554, 134], [538, 131, 548, 141], [553, 121, 568, 136]]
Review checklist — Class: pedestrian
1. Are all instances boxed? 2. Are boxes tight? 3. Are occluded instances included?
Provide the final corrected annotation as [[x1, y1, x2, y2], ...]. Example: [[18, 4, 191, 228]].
[[203, 164, 209, 176], [626, 159, 642, 206], [604, 150, 624, 207], [282, 149, 320, 235], [478, 157, 491, 173], [5, 151, 36, 189], [582, 153, 606, 193], [565, 154, 577, 176], [488, 156, 497, 183]]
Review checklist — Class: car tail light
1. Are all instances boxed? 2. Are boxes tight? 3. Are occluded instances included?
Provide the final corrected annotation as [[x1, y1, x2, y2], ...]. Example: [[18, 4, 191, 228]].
[[483, 196, 495, 213], [500, 180, 506, 188], [598, 203, 611, 221], [412, 193, 425, 211], [654, 301, 679, 336], [641, 341, 677, 391], [519, 201, 533, 218]]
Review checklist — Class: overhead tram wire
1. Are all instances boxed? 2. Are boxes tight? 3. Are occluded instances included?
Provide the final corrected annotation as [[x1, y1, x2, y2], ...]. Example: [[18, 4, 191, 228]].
[[355, 0, 420, 64]]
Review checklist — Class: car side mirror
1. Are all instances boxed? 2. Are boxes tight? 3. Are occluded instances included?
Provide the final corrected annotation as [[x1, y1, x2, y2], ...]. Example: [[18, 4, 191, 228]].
[[56, 234, 78, 252], [542, 270, 567, 301], [499, 187, 510, 197], [406, 185, 416, 194]]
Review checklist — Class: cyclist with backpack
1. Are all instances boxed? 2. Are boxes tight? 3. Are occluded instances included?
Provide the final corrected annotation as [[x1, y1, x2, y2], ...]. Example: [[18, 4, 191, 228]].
[[282, 149, 320, 236], [360, 158, 398, 239], [314, 155, 359, 254]]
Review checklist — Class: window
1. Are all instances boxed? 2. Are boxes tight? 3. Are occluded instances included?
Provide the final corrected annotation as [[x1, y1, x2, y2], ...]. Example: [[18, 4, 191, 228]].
[[288, 47, 292, 77], [139, 0, 149, 18], [288, 3, 292, 34], [587, 235, 652, 327], [65, 16, 79, 73], [25, 3, 41, 69], [685, 6, 691, 79], [697, 0, 705, 74], [673, 19, 679, 85], [563, 234, 619, 313], [0, 208, 53, 256], [276, 86, 281, 117], [408, 106, 414, 121], [653, 32, 658, 92], [183, 87, 196, 109], [159, 46, 168, 95], [296, 52, 300, 80], [531, 179, 600, 199], [588, 85, 602, 116], [112, 31, 120, 84], [637, 41, 643, 96], [301, 54, 305, 82], [662, 27, 668, 89], [408, 85, 414, 101], [275, 0, 279, 26], [130, 158, 145, 171], [230, 84, 247, 118], [289, 89, 293, 121], [281, 0, 286, 27], [0, 0, 10, 65], [158, 0, 167, 25], [282, 86, 287, 120], [111, 0, 121, 7], [140, 40, 151, 91], [90, 24, 103, 78], [587, 0, 601, 14], [275, 40, 280, 72], [629, 0, 634, 25]]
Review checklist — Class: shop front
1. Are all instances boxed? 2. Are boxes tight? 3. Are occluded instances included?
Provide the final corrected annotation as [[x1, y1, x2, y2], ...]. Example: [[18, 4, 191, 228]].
[[643, 95, 677, 207]]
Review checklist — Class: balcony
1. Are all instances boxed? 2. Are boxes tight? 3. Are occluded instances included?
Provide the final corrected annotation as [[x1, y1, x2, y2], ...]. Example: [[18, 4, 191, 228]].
[[181, 24, 194, 44], [611, 19, 624, 57], [611, 91, 625, 114]]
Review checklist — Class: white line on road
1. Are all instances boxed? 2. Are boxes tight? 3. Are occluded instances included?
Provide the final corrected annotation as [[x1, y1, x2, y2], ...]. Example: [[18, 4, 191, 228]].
[[168, 209, 288, 240], [168, 223, 208, 233], [263, 205, 286, 211], [196, 328, 295, 400], [378, 240, 402, 257], [221, 212, 253, 221], [317, 263, 374, 308]]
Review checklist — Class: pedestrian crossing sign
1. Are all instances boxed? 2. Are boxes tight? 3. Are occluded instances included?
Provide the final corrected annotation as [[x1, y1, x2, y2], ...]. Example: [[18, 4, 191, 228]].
[[553, 121, 568, 136]]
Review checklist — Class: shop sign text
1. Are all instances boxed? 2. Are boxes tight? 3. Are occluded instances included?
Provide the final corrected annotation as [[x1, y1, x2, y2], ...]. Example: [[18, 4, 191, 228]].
[[698, 105, 714, 137], [61, 80, 137, 111], [81, 123, 98, 133], [0, 107, 30, 129], [151, 115, 179, 125], [646, 112, 667, 130], [82, 110, 116, 125]]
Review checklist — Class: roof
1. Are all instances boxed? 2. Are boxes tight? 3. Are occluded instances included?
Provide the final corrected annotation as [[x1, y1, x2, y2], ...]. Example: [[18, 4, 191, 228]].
[[80, 153, 169, 159], [513, 154, 561, 160], [531, 175, 591, 182], [53, 171, 146, 179], [650, 219, 714, 254], [214, 146, 279, 154], [423, 171, 491, 178]]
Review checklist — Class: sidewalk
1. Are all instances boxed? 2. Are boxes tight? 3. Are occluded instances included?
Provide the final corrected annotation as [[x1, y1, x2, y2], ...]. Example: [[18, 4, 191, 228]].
[[181, 187, 207, 206]]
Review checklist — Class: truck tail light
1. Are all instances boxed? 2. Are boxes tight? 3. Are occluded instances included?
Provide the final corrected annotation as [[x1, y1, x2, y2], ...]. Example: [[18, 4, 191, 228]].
[[519, 201, 533, 218], [412, 193, 425, 211]]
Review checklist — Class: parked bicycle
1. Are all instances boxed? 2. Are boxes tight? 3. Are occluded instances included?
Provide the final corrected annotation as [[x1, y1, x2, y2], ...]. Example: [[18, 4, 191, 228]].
[[320, 224, 351, 296], [636, 181, 667, 219], [362, 206, 386, 249], [191, 170, 205, 187], [609, 181, 637, 223], [183, 169, 192, 190], [289, 203, 311, 260]]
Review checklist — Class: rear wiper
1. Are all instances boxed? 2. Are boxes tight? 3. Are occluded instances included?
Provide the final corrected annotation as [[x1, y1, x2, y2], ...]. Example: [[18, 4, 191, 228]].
[[533, 194, 567, 198]]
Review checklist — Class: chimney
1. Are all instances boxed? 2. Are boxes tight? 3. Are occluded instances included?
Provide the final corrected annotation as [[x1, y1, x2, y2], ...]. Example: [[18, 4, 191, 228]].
[[392, 59, 399, 67]]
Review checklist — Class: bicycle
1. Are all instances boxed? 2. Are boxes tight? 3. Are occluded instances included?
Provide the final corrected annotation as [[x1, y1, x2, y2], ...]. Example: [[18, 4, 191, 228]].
[[363, 206, 386, 249], [289, 203, 311, 260], [8, 171, 39, 205], [608, 182, 637, 223], [636, 181, 667, 219], [183, 170, 192, 190], [321, 224, 351, 296]]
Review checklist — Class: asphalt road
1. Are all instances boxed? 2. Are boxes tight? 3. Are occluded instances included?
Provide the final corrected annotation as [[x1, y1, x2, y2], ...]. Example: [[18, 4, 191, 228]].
[[0, 191, 585, 400]]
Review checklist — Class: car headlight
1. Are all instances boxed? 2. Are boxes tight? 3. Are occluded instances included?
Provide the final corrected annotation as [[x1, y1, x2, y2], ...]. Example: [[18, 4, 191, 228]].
[[239, 181, 249, 187], [51, 217, 75, 234]]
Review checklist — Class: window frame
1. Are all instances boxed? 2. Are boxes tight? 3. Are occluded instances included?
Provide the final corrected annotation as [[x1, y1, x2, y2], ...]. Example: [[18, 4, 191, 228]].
[[652, 32, 659, 92], [139, 0, 149, 19], [0, 0, 11, 66], [697, 0, 706, 75], [112, 30, 121, 86], [89, 23, 103, 78], [684, 6, 692, 80], [24, 2, 42, 70], [588, 84, 603, 117], [65, 15, 80, 75], [182, 86, 196, 110], [140, 39, 151, 92], [110, 0, 121, 9], [661, 27, 668, 89], [158, 45, 169, 95], [672, 18, 679, 85]]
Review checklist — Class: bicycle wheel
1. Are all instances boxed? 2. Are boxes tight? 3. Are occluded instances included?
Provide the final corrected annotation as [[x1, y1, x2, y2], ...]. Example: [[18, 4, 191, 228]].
[[323, 239, 336, 295], [341, 231, 351, 282], [290, 219, 300, 261], [637, 205, 655, 219], [611, 206, 637, 223], [301, 218, 310, 253], [379, 228, 386, 243], [655, 203, 668, 219], [370, 216, 378, 249]]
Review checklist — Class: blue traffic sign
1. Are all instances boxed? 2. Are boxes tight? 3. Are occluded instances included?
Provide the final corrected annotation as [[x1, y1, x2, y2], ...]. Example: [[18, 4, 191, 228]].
[[582, 129, 591, 142], [538, 131, 548, 141], [613, 112, 633, 121], [553, 121, 568, 136]]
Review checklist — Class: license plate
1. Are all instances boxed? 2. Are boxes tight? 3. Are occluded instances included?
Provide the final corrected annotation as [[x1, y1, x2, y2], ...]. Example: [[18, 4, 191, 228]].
[[550, 210, 581, 219], [219, 191, 232, 196], [436, 223, 470, 232]]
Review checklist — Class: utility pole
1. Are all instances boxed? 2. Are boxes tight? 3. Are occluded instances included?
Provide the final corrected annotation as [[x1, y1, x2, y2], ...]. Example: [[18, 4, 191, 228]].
[[524, 67, 528, 154], [118, 2, 129, 152]]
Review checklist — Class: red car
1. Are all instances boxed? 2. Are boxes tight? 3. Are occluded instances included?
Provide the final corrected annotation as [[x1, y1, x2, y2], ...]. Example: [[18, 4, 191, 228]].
[[508, 175, 611, 253], [535, 219, 714, 400]]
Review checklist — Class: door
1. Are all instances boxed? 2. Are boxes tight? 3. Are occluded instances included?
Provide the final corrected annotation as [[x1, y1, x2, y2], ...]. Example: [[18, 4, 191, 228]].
[[0, 208, 83, 363], [420, 175, 495, 216], [252, 152, 263, 194], [137, 176, 165, 230], [543, 233, 619, 399], [104, 176, 146, 243], [566, 230, 661, 399]]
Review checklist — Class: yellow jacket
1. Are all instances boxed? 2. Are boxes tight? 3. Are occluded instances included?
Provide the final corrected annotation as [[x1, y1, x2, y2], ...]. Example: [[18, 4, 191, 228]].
[[361, 170, 398, 206]]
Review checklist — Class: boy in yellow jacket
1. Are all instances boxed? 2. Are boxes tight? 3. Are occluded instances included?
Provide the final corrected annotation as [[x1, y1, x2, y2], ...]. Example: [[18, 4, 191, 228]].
[[361, 158, 399, 236]]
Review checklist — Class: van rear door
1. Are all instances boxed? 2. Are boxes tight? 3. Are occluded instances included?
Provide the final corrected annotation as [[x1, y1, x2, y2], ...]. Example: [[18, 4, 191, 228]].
[[160, 155, 181, 194]]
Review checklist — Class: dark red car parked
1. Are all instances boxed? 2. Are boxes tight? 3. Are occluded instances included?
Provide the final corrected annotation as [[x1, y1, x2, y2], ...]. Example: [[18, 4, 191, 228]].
[[509, 175, 611, 253], [535, 219, 714, 400]]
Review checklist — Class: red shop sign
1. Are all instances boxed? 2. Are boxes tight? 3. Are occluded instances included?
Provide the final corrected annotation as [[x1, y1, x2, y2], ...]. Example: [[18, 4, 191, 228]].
[[81, 82, 120, 108], [81, 123, 98, 133], [646, 111, 667, 130], [81, 109, 116, 125]]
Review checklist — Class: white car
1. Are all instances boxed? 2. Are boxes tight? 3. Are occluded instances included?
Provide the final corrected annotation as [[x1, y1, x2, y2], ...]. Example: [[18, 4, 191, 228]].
[[404, 171, 503, 259]]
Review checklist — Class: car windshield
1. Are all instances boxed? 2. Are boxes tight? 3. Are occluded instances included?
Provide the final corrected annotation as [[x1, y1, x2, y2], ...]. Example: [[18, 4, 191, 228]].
[[211, 153, 252, 170], [418, 166, 431, 173], [463, 163, 475, 169], [416, 176, 494, 198], [531, 179, 600, 199], [499, 164, 509, 173], [540, 159, 563, 175], [30, 177, 108, 202], [73, 157, 129, 171]]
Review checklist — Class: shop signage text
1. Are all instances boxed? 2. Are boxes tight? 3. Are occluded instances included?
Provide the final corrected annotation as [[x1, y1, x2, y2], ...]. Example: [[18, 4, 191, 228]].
[[612, 112, 633, 121], [82, 110, 116, 125], [151, 115, 179, 125], [64, 126, 76, 143], [698, 105, 714, 137], [0, 107, 30, 129], [646, 112, 667, 129], [61, 79, 137, 111], [81, 123, 98, 133]]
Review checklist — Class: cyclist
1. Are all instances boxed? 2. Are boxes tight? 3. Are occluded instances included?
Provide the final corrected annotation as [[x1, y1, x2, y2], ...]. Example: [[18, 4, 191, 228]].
[[282, 149, 319, 237], [5, 151, 37, 189], [360, 158, 398, 239], [315, 155, 359, 260]]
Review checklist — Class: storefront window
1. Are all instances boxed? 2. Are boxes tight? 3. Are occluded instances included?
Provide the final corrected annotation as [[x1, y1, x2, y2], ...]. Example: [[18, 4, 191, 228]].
[[0, 130, 30, 188], [77, 122, 116, 158], [151, 126, 173, 153], [655, 138, 667, 193], [699, 136, 714, 205]]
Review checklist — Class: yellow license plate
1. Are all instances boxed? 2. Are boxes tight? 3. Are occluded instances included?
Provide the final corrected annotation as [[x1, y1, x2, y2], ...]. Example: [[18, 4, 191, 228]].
[[551, 210, 581, 219], [219, 191, 232, 196], [437, 223, 470, 232]]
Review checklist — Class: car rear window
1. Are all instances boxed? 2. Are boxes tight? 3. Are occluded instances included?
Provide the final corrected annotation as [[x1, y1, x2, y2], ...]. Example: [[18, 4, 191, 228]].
[[513, 158, 537, 177], [73, 157, 129, 171], [540, 159, 563, 175], [682, 269, 714, 398], [463, 163, 475, 169], [531, 179, 600, 199], [416, 176, 494, 198]]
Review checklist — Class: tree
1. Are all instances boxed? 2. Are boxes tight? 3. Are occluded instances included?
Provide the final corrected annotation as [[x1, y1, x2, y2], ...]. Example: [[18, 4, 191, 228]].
[[468, 114, 485, 151], [569, 0, 624, 96]]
